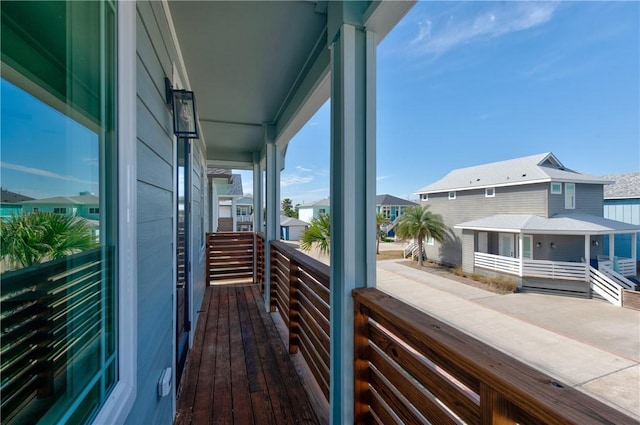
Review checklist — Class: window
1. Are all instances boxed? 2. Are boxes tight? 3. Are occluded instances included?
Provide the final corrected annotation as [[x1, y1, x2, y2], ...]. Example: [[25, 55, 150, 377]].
[[89, 207, 100, 214], [485, 188, 495, 197], [550, 183, 562, 194], [448, 191, 456, 200], [0, 2, 118, 424], [382, 206, 391, 219], [426, 236, 435, 245], [420, 194, 428, 201], [319, 208, 327, 215], [32, 207, 39, 212], [565, 183, 575, 209]]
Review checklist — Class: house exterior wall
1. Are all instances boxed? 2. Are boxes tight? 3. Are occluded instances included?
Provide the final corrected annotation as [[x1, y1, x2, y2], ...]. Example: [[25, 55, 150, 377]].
[[604, 198, 640, 260], [422, 184, 547, 265], [547, 183, 604, 216], [461, 229, 475, 273], [125, 2, 207, 424]]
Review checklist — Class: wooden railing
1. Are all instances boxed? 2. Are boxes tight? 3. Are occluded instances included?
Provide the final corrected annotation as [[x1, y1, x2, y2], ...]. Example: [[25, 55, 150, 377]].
[[269, 241, 331, 401], [255, 232, 265, 291], [474, 252, 520, 275], [523, 259, 587, 281], [353, 288, 633, 424], [206, 232, 254, 283], [1, 248, 111, 424], [590, 266, 623, 306]]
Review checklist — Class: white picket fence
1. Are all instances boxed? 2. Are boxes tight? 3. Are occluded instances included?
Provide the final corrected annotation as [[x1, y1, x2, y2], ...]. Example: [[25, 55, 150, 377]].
[[589, 266, 623, 306], [474, 252, 520, 275], [522, 259, 587, 281]]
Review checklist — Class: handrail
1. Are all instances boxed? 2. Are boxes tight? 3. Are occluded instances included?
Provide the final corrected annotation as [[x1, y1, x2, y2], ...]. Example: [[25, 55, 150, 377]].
[[206, 232, 255, 283], [589, 266, 623, 306], [269, 240, 330, 401], [598, 264, 636, 290], [474, 252, 520, 275], [353, 288, 633, 424]]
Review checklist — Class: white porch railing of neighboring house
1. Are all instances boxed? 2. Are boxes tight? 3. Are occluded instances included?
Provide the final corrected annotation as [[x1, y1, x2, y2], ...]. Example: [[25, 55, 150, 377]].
[[589, 266, 623, 306], [597, 256, 637, 277], [403, 241, 420, 259], [598, 265, 637, 291], [474, 252, 520, 275], [236, 215, 253, 223], [522, 259, 587, 281]]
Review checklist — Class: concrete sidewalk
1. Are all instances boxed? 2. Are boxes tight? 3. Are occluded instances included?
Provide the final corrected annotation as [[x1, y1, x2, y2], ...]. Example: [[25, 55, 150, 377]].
[[377, 259, 640, 421]]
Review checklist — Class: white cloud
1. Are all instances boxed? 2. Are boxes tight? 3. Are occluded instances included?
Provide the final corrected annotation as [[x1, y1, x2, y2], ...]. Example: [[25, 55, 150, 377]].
[[296, 165, 312, 172], [376, 175, 391, 182], [412, 3, 559, 56], [280, 174, 314, 187], [1, 161, 96, 185]]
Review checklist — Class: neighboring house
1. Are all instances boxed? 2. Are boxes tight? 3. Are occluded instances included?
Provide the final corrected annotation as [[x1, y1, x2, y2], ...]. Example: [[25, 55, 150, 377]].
[[602, 173, 640, 261], [20, 193, 100, 220], [0, 188, 32, 219], [415, 153, 639, 297], [210, 169, 244, 231], [375, 194, 418, 236], [234, 196, 254, 231], [280, 215, 308, 241], [298, 197, 330, 223]]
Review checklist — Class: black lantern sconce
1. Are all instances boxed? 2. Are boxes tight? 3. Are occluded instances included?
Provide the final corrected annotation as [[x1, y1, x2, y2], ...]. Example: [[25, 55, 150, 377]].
[[592, 240, 599, 247], [165, 78, 199, 139], [550, 242, 556, 250]]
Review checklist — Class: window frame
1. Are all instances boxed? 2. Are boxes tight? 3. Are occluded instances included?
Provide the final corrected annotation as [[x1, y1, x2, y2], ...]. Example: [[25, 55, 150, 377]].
[[426, 236, 435, 246], [91, 2, 137, 424], [485, 188, 495, 198], [565, 183, 576, 209], [448, 191, 456, 200], [550, 182, 562, 194], [420, 193, 428, 201]]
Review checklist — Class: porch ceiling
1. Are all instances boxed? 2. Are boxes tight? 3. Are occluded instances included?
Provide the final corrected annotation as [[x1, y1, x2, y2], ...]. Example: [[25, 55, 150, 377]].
[[168, 1, 329, 166]]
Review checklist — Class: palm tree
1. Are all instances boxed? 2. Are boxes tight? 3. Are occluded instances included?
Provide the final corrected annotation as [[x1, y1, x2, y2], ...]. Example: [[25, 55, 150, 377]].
[[299, 213, 330, 255], [1, 212, 96, 270], [281, 198, 295, 217], [376, 212, 390, 254], [395, 205, 446, 266]]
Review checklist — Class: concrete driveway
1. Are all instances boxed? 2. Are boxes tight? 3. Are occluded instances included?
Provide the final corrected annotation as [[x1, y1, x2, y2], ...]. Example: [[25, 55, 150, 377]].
[[377, 259, 640, 421]]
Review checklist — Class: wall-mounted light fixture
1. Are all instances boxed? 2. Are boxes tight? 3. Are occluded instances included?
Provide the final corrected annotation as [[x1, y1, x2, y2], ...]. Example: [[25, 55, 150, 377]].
[[536, 242, 542, 248], [165, 78, 199, 139], [592, 240, 599, 247], [550, 242, 556, 249]]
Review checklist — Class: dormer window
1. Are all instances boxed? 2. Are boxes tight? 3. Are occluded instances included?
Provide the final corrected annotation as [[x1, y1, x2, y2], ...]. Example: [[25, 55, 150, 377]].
[[550, 183, 562, 194]]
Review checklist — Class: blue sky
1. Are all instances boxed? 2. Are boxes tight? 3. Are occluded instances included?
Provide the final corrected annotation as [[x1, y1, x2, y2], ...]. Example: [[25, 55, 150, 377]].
[[240, 1, 639, 206]]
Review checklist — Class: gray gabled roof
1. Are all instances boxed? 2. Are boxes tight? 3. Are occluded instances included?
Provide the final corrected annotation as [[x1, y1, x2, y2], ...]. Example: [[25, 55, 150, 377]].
[[1, 189, 33, 203], [455, 213, 640, 235], [416, 153, 612, 194], [299, 198, 330, 208], [280, 215, 308, 227], [601, 173, 640, 199], [375, 194, 418, 207], [21, 194, 99, 205]]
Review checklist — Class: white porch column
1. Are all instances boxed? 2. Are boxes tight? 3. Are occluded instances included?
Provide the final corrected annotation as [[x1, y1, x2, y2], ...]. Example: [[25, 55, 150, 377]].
[[264, 126, 280, 311], [252, 157, 263, 233], [518, 234, 524, 276], [632, 233, 638, 275], [231, 197, 238, 231], [584, 235, 591, 281], [328, 8, 377, 423], [609, 232, 615, 260]]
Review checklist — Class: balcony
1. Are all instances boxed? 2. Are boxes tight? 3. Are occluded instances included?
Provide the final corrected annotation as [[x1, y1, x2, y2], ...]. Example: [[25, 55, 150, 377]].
[[174, 233, 634, 424]]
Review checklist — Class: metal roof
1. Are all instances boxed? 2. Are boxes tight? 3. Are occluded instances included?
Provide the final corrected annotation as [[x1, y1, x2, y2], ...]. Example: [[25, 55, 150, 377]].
[[601, 173, 640, 199], [416, 153, 612, 194], [280, 215, 308, 226], [299, 198, 330, 208], [20, 195, 99, 205], [455, 213, 640, 235]]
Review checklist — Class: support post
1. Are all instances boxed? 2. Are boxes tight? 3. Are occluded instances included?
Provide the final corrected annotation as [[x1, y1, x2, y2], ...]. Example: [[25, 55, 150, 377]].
[[264, 125, 280, 312], [231, 197, 237, 231], [518, 234, 524, 277], [609, 232, 615, 260], [328, 18, 377, 425], [584, 234, 591, 281], [632, 232, 638, 275], [253, 158, 263, 233]]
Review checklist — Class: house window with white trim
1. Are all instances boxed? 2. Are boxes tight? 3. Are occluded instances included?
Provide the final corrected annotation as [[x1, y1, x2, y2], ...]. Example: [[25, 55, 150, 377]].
[[89, 207, 100, 214], [550, 183, 562, 194], [426, 236, 435, 245], [448, 191, 456, 200], [0, 2, 118, 423], [565, 183, 575, 209], [420, 194, 428, 201], [485, 188, 495, 197]]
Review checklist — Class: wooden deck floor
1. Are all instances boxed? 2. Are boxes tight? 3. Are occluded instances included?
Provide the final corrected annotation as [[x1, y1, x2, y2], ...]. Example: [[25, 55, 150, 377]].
[[174, 284, 322, 425]]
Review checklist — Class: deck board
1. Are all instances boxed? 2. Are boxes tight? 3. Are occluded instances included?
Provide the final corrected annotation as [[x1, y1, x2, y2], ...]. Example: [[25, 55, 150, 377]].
[[175, 285, 322, 425]]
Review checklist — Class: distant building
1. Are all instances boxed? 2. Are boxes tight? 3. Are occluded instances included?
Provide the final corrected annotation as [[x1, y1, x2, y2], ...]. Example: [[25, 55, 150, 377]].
[[0, 188, 32, 218], [209, 168, 244, 231], [602, 173, 640, 261], [297, 198, 330, 223], [280, 215, 308, 241], [21, 194, 100, 220]]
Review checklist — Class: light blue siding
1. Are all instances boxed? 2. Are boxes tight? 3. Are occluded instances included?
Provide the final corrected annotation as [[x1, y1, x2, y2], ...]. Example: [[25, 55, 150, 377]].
[[604, 198, 640, 260]]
